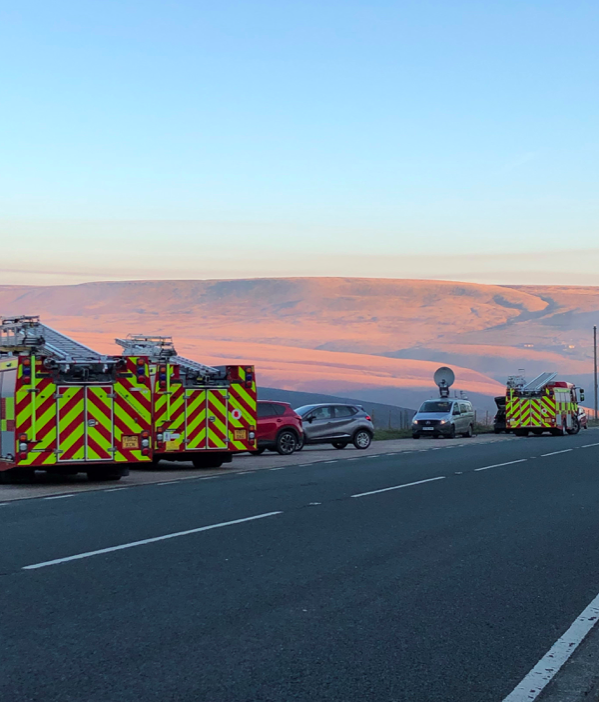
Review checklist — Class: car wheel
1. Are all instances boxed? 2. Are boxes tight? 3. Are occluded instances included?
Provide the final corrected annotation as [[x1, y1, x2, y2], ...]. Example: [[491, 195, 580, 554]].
[[448, 424, 456, 439], [276, 430, 297, 455], [332, 441, 348, 449], [353, 429, 372, 450], [295, 436, 304, 451], [462, 424, 473, 438]]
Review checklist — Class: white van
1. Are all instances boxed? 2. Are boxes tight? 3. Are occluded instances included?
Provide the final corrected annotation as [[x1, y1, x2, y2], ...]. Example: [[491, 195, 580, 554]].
[[412, 399, 475, 439]]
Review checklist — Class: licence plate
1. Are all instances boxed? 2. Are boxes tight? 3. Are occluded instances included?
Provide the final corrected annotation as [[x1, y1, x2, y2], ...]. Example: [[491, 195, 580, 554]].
[[234, 429, 247, 440], [122, 436, 139, 449], [422, 427, 435, 431]]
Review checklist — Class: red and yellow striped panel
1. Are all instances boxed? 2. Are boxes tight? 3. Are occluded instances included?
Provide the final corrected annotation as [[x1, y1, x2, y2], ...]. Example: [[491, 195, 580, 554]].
[[154, 382, 185, 452], [15, 358, 58, 467], [113, 357, 152, 463], [57, 386, 85, 462], [207, 389, 228, 449], [86, 386, 113, 461], [185, 389, 207, 450], [227, 366, 257, 452]]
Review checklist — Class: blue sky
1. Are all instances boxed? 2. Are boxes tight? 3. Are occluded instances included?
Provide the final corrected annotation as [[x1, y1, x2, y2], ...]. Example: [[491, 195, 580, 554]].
[[1, 1, 598, 284]]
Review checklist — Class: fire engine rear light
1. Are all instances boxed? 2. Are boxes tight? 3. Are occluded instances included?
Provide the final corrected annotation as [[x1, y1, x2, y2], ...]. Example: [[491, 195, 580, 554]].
[[19, 433, 27, 442], [157, 433, 163, 442], [142, 448, 150, 456], [142, 431, 150, 438], [244, 380, 252, 388], [141, 439, 149, 449], [19, 442, 28, 452], [19, 452, 28, 460], [249, 431, 255, 440]]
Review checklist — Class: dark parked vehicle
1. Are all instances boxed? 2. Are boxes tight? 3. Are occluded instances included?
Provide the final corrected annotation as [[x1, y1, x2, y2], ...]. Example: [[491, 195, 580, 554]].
[[493, 396, 508, 433], [294, 404, 374, 450], [254, 401, 303, 455]]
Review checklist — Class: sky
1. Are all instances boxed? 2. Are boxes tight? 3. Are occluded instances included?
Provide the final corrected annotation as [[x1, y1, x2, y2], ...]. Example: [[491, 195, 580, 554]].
[[1, 1, 598, 286]]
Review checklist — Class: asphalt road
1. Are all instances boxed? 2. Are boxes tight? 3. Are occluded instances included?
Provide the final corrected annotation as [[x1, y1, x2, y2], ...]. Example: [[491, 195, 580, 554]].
[[2, 430, 599, 701]]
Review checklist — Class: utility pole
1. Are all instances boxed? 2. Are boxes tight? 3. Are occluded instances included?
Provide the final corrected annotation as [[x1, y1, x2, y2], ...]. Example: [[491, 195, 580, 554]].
[[594, 325, 598, 422]]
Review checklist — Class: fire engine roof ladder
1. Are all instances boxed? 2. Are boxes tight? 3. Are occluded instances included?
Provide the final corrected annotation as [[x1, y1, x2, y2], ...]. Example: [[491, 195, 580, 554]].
[[115, 335, 220, 375], [0, 315, 111, 443], [522, 372, 558, 393], [0, 315, 107, 364]]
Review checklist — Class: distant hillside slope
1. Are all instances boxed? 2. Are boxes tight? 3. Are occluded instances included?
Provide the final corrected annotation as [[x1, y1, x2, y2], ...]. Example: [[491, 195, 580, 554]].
[[0, 277, 595, 407], [258, 387, 415, 429]]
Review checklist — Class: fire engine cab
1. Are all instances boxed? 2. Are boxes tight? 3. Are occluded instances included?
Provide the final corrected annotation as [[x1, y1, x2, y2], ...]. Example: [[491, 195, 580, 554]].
[[505, 372, 585, 437], [0, 316, 152, 482]]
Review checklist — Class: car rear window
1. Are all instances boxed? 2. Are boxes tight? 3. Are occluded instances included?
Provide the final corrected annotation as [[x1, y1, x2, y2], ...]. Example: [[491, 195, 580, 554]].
[[334, 405, 357, 417], [257, 403, 277, 418]]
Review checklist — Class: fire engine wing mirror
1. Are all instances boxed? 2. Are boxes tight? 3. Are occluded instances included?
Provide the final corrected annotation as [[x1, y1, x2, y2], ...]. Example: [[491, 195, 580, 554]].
[[580, 390, 585, 402]]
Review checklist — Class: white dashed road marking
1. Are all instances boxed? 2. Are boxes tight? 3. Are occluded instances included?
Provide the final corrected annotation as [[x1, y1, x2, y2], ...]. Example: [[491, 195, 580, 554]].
[[474, 459, 527, 472], [23, 512, 284, 570], [351, 476, 446, 499], [43, 494, 75, 500], [541, 449, 573, 457]]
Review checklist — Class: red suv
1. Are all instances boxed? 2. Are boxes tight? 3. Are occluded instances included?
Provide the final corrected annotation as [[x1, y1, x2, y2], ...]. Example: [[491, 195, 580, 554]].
[[254, 401, 304, 455]]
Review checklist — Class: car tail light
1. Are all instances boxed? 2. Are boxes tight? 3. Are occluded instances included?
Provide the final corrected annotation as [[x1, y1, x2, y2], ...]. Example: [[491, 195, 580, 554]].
[[365, 416, 372, 422]]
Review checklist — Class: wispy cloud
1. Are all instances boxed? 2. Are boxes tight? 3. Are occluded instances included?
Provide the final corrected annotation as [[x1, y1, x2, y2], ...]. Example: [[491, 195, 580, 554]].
[[498, 151, 538, 174]]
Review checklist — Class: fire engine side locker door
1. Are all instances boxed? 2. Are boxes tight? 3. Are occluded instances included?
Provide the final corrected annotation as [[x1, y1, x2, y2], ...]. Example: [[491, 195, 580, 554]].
[[57, 386, 85, 462], [207, 388, 228, 450], [85, 386, 114, 461], [184, 389, 207, 450]]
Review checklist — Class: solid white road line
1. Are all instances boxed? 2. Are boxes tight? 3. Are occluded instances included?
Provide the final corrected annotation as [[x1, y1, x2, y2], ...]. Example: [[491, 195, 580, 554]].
[[582, 442, 599, 448], [351, 476, 446, 498], [325, 461, 337, 464], [156, 481, 177, 486], [23, 511, 283, 570], [43, 494, 75, 500], [270, 467, 286, 471], [541, 449, 573, 457], [502, 591, 599, 701], [104, 487, 127, 492], [474, 459, 527, 472]]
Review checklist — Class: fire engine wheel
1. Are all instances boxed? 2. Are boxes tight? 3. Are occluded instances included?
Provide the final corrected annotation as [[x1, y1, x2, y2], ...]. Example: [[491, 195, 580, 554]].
[[86, 470, 122, 482], [276, 430, 298, 455], [0, 468, 35, 484], [192, 455, 225, 469], [567, 419, 581, 435]]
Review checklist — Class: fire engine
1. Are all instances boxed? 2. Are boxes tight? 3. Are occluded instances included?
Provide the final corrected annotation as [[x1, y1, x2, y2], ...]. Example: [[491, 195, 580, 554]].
[[505, 372, 585, 436], [115, 335, 257, 468], [0, 316, 152, 482]]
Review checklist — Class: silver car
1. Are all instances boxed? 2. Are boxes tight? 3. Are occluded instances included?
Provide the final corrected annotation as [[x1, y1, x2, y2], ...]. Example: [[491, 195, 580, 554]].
[[295, 404, 374, 450], [412, 399, 475, 439]]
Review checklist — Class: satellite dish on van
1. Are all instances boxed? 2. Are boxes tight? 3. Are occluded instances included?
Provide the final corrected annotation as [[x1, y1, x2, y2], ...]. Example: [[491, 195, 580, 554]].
[[434, 367, 455, 398]]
